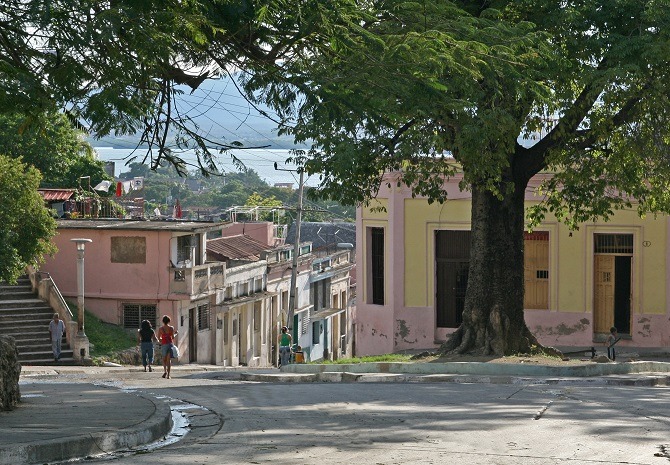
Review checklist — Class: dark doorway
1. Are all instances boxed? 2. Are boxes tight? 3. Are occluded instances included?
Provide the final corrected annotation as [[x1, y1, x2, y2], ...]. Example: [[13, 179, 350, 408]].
[[189, 307, 197, 362], [435, 230, 471, 328], [614, 256, 631, 334]]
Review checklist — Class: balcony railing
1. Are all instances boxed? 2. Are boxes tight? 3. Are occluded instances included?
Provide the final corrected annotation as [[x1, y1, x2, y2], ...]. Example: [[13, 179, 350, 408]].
[[170, 262, 225, 298]]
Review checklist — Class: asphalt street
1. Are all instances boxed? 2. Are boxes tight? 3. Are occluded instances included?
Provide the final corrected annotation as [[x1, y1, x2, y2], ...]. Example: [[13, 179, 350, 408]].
[[12, 368, 670, 465]]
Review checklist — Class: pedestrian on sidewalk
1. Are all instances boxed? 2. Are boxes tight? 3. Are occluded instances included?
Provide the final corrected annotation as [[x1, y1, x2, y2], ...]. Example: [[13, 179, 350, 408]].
[[138, 319, 158, 372], [158, 315, 177, 379], [48, 313, 66, 362], [606, 326, 619, 361], [278, 326, 292, 367]]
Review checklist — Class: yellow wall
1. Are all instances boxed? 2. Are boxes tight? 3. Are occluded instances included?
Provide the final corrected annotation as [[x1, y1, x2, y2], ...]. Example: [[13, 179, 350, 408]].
[[402, 197, 667, 316], [361, 199, 389, 220], [404, 198, 471, 308]]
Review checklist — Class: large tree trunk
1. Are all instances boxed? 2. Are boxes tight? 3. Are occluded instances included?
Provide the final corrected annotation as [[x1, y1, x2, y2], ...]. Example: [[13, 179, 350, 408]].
[[441, 180, 540, 355]]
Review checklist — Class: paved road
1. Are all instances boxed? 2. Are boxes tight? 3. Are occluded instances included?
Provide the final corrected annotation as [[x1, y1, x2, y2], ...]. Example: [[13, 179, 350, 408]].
[[26, 370, 670, 465]]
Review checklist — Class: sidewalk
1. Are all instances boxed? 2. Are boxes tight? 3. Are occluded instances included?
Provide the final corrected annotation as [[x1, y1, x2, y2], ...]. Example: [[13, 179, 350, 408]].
[[0, 382, 170, 465]]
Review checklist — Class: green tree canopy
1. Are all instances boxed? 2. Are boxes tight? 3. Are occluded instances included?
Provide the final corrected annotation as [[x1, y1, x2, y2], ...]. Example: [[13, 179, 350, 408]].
[[240, 0, 670, 355], [0, 112, 110, 188], [0, 155, 56, 283]]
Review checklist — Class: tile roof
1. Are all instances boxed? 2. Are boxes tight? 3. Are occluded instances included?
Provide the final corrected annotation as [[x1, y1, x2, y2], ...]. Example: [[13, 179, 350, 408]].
[[38, 189, 76, 201], [207, 234, 270, 261]]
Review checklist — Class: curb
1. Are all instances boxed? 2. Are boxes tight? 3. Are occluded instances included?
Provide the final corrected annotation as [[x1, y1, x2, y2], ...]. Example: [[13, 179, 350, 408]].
[[279, 360, 670, 377], [0, 391, 172, 465], [240, 371, 670, 386]]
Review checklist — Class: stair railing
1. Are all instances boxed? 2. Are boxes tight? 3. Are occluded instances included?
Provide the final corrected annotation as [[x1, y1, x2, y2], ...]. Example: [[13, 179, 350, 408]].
[[28, 268, 88, 362]]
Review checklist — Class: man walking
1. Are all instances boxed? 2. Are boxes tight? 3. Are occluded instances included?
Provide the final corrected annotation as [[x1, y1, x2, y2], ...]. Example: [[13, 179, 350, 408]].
[[49, 313, 66, 361]]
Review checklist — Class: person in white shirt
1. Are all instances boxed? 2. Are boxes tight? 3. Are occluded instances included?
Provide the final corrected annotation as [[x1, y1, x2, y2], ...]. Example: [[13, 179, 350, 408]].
[[48, 313, 66, 362]]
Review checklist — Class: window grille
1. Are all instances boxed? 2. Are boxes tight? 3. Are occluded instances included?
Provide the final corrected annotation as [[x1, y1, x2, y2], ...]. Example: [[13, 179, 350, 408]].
[[123, 304, 157, 329], [197, 304, 210, 330], [594, 234, 633, 254], [301, 309, 310, 335]]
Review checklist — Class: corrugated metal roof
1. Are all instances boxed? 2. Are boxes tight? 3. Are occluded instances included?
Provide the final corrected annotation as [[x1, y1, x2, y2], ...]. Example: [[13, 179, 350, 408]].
[[38, 189, 76, 201], [207, 234, 269, 261]]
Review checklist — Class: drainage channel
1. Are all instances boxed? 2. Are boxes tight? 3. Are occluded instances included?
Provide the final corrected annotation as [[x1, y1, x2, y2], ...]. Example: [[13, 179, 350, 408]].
[[49, 384, 213, 464]]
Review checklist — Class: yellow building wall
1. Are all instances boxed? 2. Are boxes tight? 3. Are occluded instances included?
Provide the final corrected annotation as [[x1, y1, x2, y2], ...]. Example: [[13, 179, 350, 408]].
[[403, 197, 667, 317], [404, 198, 471, 308], [360, 199, 389, 220]]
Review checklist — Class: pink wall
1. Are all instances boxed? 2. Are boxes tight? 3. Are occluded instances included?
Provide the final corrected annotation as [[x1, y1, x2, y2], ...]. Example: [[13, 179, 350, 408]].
[[41, 228, 173, 323], [221, 222, 274, 246]]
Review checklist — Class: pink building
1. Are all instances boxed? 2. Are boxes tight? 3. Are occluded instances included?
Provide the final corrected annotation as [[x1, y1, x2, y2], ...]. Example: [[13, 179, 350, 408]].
[[40, 220, 226, 363], [356, 173, 670, 355]]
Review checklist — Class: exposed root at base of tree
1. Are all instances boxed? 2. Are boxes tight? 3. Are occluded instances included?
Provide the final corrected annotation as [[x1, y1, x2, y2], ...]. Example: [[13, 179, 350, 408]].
[[438, 325, 564, 359]]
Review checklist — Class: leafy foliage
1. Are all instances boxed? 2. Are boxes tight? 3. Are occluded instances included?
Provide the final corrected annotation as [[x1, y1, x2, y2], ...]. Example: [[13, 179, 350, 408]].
[[0, 155, 56, 283], [0, 112, 111, 188]]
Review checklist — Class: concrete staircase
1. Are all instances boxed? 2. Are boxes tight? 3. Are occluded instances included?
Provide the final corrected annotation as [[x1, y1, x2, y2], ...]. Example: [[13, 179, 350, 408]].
[[0, 276, 74, 365]]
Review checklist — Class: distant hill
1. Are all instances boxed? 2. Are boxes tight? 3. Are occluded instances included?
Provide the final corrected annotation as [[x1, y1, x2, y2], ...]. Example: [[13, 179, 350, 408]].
[[89, 77, 306, 150]]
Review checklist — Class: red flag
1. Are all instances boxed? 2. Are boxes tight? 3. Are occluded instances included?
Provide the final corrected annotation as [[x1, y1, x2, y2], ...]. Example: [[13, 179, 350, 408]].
[[115, 182, 122, 197], [175, 199, 182, 218]]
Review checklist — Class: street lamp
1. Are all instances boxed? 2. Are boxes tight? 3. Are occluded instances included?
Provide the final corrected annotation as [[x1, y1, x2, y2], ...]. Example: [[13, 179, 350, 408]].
[[71, 238, 92, 337]]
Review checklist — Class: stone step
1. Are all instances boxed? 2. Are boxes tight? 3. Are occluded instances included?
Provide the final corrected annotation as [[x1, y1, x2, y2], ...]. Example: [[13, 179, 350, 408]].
[[0, 286, 33, 294], [0, 299, 50, 310], [4, 331, 54, 340], [0, 308, 55, 317], [15, 338, 60, 348], [0, 320, 55, 333], [0, 290, 37, 302], [18, 349, 74, 363], [21, 358, 76, 366]]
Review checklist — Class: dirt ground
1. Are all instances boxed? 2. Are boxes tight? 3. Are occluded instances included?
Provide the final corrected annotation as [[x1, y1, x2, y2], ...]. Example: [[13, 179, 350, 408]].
[[411, 349, 670, 366]]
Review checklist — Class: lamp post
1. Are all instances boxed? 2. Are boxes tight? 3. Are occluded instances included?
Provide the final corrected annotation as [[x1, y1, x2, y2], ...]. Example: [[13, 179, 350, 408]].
[[71, 238, 92, 337]]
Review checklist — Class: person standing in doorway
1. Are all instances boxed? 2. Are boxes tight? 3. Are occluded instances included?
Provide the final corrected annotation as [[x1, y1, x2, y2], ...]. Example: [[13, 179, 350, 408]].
[[48, 313, 66, 362], [138, 319, 158, 372], [157, 315, 177, 379], [278, 326, 292, 367]]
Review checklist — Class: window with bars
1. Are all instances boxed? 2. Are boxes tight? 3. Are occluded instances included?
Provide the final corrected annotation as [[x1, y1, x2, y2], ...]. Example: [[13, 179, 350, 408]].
[[177, 235, 192, 263], [594, 234, 633, 254], [197, 304, 210, 330], [123, 304, 157, 329]]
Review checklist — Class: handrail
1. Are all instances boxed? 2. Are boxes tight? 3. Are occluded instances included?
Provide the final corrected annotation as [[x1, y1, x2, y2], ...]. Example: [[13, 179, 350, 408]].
[[32, 271, 74, 320]]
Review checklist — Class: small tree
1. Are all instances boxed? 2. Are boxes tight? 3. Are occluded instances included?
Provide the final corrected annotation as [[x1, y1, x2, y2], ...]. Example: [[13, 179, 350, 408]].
[[0, 155, 56, 283]]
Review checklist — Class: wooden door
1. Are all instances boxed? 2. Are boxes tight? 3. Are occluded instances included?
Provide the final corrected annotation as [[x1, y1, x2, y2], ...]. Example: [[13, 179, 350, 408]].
[[524, 237, 549, 309], [594, 255, 615, 333]]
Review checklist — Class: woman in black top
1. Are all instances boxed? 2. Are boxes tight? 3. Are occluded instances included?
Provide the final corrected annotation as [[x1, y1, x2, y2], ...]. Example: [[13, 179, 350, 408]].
[[138, 320, 158, 372]]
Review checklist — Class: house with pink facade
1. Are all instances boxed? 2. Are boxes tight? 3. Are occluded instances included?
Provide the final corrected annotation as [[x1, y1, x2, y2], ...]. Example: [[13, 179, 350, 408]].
[[40, 219, 226, 364], [356, 172, 670, 356]]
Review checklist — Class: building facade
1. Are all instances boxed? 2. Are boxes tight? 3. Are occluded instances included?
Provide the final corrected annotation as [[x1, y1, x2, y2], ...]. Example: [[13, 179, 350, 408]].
[[40, 220, 227, 364], [356, 173, 669, 355]]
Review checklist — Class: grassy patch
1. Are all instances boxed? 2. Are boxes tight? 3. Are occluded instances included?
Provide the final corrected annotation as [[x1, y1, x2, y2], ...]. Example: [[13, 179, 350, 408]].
[[313, 354, 413, 364], [66, 302, 137, 358]]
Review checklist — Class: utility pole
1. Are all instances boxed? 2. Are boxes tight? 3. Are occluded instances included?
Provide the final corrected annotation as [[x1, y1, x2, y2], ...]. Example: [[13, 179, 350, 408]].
[[274, 162, 304, 338]]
